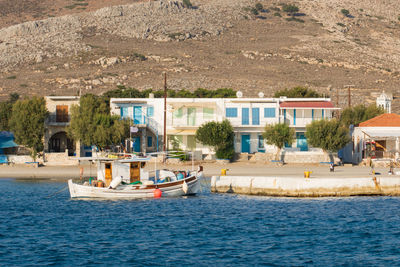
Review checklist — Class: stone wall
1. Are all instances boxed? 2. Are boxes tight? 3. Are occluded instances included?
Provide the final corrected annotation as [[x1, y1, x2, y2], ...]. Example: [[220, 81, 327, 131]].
[[44, 152, 78, 165]]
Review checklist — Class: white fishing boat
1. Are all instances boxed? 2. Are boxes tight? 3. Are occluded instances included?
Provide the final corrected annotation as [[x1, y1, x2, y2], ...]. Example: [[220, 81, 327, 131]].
[[68, 155, 203, 199]]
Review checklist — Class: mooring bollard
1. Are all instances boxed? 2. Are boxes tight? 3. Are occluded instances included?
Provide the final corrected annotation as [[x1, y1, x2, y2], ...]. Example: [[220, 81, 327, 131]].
[[221, 169, 227, 176]]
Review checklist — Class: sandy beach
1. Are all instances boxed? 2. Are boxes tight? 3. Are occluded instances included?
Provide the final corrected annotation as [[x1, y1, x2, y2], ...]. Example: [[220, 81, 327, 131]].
[[0, 162, 392, 180]]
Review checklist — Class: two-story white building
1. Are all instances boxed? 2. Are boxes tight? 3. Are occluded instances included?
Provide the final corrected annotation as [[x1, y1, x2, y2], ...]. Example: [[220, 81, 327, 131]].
[[110, 96, 338, 157]]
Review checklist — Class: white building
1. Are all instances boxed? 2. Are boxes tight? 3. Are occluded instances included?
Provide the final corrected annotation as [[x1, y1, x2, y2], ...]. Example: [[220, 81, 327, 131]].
[[376, 91, 392, 113], [353, 113, 400, 163], [110, 97, 338, 157]]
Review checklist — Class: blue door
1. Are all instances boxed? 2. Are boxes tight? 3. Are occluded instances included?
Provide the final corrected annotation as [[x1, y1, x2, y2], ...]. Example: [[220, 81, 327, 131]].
[[132, 137, 141, 152], [296, 133, 308, 151], [241, 135, 251, 153], [133, 106, 143, 124], [242, 108, 249, 125]]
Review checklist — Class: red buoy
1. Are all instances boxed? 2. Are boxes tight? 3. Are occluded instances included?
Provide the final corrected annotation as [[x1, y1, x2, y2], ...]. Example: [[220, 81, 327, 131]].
[[154, 188, 162, 198]]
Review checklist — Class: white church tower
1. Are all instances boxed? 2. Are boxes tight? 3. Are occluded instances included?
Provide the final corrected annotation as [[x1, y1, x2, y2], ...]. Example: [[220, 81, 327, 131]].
[[376, 91, 392, 113]]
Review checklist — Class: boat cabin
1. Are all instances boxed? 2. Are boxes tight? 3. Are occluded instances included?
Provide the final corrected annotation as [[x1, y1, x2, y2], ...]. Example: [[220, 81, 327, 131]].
[[94, 157, 150, 187]]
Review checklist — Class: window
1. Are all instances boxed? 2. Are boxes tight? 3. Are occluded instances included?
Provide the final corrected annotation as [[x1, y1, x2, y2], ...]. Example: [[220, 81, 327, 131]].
[[203, 108, 214, 120], [242, 108, 249, 125], [264, 108, 276, 118], [187, 108, 196, 126], [120, 106, 130, 119], [225, 108, 238, 118], [252, 108, 260, 125], [284, 142, 292, 148], [147, 136, 153, 147], [147, 106, 154, 117], [173, 107, 183, 119], [56, 105, 69, 122], [258, 135, 264, 148]]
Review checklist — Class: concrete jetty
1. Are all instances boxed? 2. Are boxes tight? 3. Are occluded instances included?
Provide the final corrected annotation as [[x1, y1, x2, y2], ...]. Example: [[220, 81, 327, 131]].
[[211, 175, 400, 197]]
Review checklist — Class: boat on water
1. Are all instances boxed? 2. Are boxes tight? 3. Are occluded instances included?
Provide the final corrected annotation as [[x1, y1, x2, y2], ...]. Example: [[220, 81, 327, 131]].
[[68, 155, 203, 199]]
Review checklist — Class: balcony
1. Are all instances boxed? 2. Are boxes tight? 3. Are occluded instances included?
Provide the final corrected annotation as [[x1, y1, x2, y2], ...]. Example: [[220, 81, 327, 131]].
[[46, 115, 70, 125]]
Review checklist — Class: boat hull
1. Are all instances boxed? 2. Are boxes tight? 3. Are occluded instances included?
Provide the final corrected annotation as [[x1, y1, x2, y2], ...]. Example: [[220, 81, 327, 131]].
[[68, 176, 201, 199]]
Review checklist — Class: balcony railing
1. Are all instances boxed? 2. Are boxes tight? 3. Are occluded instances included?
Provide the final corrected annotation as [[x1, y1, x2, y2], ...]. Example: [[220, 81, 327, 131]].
[[46, 115, 70, 124]]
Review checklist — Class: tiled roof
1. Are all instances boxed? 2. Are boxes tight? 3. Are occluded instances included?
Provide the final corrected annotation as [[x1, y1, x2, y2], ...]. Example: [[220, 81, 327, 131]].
[[359, 113, 400, 127], [280, 101, 335, 108]]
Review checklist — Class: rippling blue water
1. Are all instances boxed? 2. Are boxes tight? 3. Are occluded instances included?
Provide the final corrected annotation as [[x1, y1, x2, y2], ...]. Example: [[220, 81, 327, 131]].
[[1, 178, 400, 266]]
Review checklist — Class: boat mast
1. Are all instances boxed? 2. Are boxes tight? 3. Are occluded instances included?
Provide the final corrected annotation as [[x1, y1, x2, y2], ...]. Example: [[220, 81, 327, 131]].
[[163, 73, 167, 162]]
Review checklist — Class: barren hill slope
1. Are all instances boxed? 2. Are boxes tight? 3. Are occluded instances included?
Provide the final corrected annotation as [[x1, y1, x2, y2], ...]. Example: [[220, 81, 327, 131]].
[[0, 0, 399, 111]]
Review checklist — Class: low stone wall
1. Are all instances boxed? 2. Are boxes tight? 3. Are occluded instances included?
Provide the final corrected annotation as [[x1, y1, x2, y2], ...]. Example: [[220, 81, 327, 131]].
[[211, 175, 400, 197], [8, 155, 39, 164], [44, 152, 78, 165], [282, 151, 336, 164], [240, 151, 338, 164]]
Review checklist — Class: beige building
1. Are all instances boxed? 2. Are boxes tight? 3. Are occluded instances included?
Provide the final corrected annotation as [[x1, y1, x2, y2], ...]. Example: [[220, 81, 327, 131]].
[[44, 96, 80, 162]]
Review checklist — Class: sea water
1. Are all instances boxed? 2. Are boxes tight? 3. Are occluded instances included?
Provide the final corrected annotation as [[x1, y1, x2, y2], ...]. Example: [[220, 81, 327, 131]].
[[1, 178, 400, 266]]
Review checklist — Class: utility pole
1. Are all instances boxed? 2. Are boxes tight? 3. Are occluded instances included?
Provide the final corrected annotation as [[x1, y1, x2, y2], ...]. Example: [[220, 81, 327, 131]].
[[336, 87, 340, 119], [344, 85, 354, 108], [348, 86, 351, 107], [163, 73, 167, 155]]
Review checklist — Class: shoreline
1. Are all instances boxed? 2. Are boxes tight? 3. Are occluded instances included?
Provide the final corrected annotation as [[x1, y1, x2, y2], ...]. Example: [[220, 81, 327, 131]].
[[0, 162, 393, 180]]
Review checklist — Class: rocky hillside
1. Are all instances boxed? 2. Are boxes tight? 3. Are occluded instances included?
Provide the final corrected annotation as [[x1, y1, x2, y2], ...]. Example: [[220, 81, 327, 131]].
[[0, 0, 399, 111]]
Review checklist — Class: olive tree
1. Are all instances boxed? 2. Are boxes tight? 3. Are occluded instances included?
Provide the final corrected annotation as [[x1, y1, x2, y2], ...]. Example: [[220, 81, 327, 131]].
[[67, 94, 130, 150], [273, 86, 323, 98], [263, 123, 295, 160], [9, 96, 48, 160], [306, 119, 350, 161], [339, 104, 383, 127], [195, 119, 235, 160], [0, 93, 19, 131]]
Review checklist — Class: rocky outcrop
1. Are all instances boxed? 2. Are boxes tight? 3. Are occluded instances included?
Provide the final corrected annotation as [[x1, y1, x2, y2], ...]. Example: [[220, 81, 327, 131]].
[[0, 0, 250, 70]]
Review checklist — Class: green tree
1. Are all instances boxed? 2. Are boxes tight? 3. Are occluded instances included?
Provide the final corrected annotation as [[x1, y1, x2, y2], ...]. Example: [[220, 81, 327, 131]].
[[182, 0, 192, 8], [195, 120, 235, 160], [263, 123, 295, 160], [67, 94, 130, 149], [282, 4, 299, 16], [274, 86, 323, 98], [341, 9, 350, 17], [255, 3, 264, 11], [339, 104, 384, 127], [306, 119, 350, 153], [0, 93, 20, 131], [9, 96, 48, 160]]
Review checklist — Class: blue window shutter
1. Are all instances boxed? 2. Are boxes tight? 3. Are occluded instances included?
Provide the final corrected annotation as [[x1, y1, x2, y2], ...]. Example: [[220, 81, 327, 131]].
[[322, 109, 324, 118], [242, 108, 249, 125], [120, 107, 129, 119], [264, 108, 276, 118], [312, 109, 314, 121], [225, 108, 238, 118], [147, 106, 154, 117], [293, 109, 296, 125], [252, 108, 260, 125], [147, 136, 153, 147]]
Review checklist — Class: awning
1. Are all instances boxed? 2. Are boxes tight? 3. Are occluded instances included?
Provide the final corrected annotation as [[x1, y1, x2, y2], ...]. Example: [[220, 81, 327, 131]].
[[0, 132, 18, 149], [362, 130, 400, 139], [280, 101, 339, 109], [168, 101, 217, 109], [167, 129, 197, 135]]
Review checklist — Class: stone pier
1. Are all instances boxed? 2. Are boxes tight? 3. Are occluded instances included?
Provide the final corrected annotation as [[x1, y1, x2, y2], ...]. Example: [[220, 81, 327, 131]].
[[211, 175, 400, 197]]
